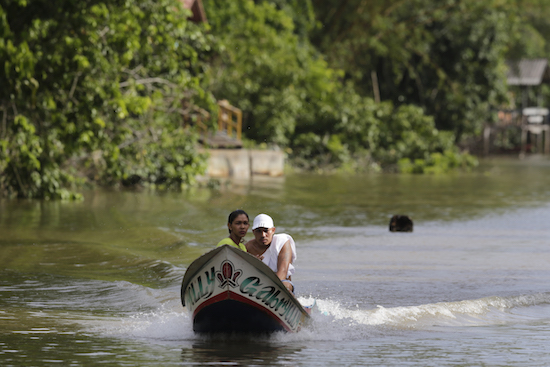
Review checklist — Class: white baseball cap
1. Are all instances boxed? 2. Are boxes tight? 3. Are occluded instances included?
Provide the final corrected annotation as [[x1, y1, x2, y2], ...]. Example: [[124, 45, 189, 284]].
[[252, 214, 274, 230]]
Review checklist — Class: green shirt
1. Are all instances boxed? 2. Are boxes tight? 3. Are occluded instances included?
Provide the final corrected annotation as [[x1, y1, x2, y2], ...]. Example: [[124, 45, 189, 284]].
[[216, 237, 247, 251]]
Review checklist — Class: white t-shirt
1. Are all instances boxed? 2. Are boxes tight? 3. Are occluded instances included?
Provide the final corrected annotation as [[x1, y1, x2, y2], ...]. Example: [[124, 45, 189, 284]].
[[261, 233, 296, 278]]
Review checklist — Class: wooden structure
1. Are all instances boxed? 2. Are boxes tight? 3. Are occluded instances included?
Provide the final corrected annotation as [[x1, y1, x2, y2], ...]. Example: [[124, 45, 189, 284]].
[[521, 124, 550, 155], [484, 59, 550, 155], [183, 100, 243, 149], [182, 99, 210, 134], [217, 100, 242, 141], [484, 107, 550, 155], [507, 59, 550, 82]]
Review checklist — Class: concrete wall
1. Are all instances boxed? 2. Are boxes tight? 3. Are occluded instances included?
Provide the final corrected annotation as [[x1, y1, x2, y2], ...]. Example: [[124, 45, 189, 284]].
[[205, 149, 284, 179]]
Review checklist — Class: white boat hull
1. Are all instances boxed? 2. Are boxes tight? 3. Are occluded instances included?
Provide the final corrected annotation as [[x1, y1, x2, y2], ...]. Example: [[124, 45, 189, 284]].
[[181, 245, 310, 333]]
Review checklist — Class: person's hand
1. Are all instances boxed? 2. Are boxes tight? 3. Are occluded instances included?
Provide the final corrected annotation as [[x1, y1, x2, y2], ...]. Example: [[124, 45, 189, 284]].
[[283, 281, 293, 293], [255, 254, 264, 261]]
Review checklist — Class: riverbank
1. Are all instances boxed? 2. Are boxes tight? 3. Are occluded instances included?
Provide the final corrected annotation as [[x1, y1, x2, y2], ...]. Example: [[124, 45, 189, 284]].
[[202, 148, 285, 179]]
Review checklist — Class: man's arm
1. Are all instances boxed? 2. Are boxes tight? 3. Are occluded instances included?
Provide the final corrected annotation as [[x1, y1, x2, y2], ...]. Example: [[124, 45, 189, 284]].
[[276, 240, 292, 281]]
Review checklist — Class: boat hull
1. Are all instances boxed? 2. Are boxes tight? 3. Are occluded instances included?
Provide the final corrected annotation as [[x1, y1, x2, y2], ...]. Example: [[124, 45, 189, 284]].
[[181, 245, 310, 333]]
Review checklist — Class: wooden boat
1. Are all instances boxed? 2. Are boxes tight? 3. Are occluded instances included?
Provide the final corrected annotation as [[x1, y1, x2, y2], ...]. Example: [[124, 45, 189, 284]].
[[181, 245, 311, 333]]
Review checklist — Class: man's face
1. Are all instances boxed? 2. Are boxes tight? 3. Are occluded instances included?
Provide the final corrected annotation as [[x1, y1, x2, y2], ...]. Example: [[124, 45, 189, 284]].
[[253, 227, 274, 245]]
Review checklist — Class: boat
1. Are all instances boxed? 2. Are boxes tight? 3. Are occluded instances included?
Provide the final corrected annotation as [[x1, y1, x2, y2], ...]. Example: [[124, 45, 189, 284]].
[[181, 244, 311, 333]]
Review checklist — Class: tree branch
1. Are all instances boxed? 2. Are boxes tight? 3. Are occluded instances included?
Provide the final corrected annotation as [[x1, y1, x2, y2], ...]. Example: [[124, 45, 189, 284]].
[[69, 72, 81, 100], [98, 26, 110, 38], [12, 165, 27, 198], [119, 77, 178, 89], [1, 101, 7, 139]]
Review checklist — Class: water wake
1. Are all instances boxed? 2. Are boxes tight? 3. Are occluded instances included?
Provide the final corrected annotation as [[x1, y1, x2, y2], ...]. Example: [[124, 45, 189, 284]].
[[80, 287, 550, 343], [306, 292, 550, 330]]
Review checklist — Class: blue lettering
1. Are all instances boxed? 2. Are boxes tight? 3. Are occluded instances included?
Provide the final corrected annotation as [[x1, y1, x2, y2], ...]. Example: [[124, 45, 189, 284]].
[[256, 286, 275, 301], [278, 299, 290, 316], [285, 306, 298, 326], [264, 290, 281, 308], [240, 277, 261, 297], [187, 283, 197, 306], [203, 267, 215, 298]]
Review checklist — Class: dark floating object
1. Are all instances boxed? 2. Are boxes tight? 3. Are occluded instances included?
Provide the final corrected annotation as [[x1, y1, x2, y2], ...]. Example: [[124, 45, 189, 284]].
[[389, 215, 413, 232]]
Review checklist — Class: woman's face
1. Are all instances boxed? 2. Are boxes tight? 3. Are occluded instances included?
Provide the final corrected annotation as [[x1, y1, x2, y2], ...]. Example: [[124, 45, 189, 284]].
[[229, 214, 249, 239]]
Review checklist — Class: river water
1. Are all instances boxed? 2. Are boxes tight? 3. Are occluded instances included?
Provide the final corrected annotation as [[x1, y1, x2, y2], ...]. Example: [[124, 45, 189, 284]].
[[1, 157, 550, 366]]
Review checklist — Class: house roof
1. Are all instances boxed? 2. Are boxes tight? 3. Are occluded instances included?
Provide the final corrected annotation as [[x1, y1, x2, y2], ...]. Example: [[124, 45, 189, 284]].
[[180, 0, 207, 23], [506, 59, 550, 86]]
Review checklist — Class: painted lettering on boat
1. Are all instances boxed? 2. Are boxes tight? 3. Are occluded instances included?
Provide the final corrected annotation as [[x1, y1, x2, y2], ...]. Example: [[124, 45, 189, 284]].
[[185, 267, 215, 307], [240, 276, 302, 329], [184, 263, 304, 330]]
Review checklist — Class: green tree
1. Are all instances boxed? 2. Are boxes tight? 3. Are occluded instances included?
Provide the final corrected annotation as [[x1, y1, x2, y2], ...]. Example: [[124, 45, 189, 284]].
[[506, 0, 550, 59], [203, 0, 313, 146], [0, 0, 215, 199], [204, 0, 477, 172], [310, 0, 513, 142]]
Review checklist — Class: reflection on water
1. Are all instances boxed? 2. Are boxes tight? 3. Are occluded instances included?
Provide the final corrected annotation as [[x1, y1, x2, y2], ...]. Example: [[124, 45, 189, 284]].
[[181, 339, 303, 365], [1, 157, 550, 366], [2, 158, 550, 233]]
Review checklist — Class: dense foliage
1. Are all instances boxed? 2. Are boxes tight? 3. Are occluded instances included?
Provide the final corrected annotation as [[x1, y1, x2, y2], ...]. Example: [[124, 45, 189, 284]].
[[309, 0, 514, 141], [3, 0, 550, 198], [203, 0, 480, 171], [0, 0, 215, 199]]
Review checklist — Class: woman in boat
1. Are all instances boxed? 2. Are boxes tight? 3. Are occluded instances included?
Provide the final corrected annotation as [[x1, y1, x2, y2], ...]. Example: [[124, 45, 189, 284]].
[[216, 209, 249, 251]]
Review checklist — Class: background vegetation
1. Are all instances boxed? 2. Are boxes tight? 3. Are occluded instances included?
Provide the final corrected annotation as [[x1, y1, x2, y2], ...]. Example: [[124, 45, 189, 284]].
[[1, 0, 215, 199], [2, 0, 550, 198]]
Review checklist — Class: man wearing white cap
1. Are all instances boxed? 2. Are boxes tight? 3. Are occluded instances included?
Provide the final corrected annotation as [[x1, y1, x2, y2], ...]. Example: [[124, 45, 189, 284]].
[[245, 214, 297, 293]]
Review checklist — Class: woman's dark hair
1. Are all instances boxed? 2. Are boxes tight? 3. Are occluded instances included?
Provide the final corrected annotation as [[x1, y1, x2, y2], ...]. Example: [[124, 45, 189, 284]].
[[228, 209, 249, 224], [228, 209, 249, 234]]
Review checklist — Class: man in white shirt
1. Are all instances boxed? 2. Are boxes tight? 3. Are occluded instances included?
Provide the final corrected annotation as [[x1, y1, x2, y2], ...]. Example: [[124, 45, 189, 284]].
[[245, 214, 296, 293]]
